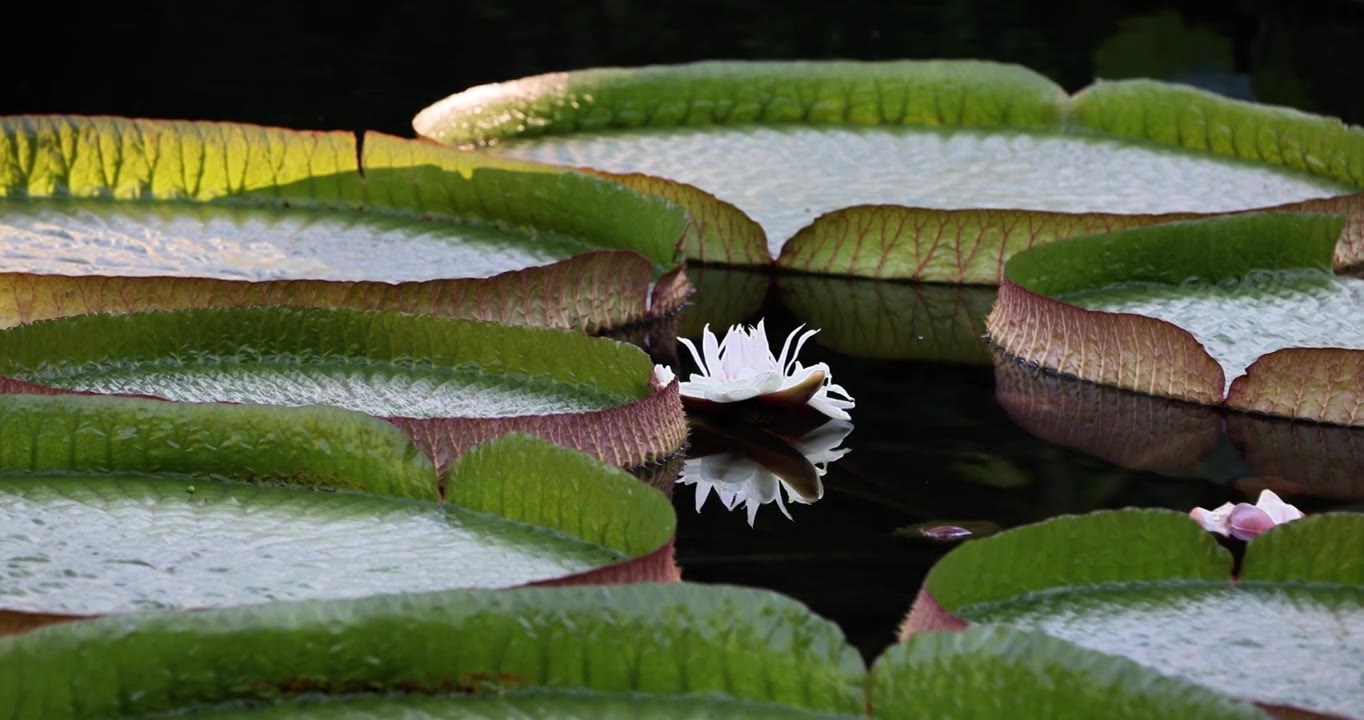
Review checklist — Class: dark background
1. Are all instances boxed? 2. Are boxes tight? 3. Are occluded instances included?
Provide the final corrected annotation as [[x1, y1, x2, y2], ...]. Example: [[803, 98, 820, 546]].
[[9, 0, 1364, 134]]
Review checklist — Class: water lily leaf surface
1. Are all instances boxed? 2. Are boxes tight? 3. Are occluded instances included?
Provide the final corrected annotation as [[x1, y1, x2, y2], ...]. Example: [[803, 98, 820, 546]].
[[902, 509, 1364, 717], [413, 60, 1362, 279], [0, 585, 866, 718], [0, 582, 1275, 719], [988, 212, 1364, 425], [0, 475, 625, 615], [874, 625, 1264, 720], [0, 306, 688, 468], [0, 396, 677, 624], [0, 116, 690, 331]]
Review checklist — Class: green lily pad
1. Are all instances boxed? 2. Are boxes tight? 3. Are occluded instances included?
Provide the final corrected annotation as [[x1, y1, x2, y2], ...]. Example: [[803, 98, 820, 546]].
[[0, 116, 691, 332], [0, 475, 625, 614], [874, 625, 1264, 720], [413, 60, 1363, 281], [0, 391, 677, 626], [0, 582, 1274, 718], [0, 585, 866, 718], [903, 509, 1364, 717], [988, 211, 1364, 426], [0, 392, 435, 498], [0, 306, 688, 469]]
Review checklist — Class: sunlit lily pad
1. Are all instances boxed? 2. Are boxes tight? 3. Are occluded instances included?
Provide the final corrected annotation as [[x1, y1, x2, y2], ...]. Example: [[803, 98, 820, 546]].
[[0, 116, 691, 332], [988, 212, 1364, 426], [993, 355, 1364, 499], [413, 60, 1364, 281], [0, 306, 688, 469], [900, 509, 1364, 717], [0, 393, 678, 632], [0, 583, 1268, 718]]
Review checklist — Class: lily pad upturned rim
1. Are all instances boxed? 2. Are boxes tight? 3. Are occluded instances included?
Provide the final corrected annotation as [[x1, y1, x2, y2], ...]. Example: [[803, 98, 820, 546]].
[[0, 392, 681, 635], [0, 582, 1271, 719], [985, 211, 1364, 427], [411, 59, 1364, 281], [0, 306, 690, 470], [0, 114, 693, 332], [899, 508, 1364, 718]]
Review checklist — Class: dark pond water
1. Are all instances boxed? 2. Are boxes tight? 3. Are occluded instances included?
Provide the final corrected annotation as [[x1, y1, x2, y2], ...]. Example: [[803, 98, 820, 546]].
[[12, 0, 1364, 662]]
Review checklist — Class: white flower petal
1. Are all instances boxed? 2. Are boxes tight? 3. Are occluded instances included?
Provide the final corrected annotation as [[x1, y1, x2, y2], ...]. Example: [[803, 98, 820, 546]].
[[701, 324, 724, 379], [678, 337, 708, 379], [653, 364, 676, 387], [677, 318, 854, 420], [805, 395, 853, 421], [1190, 502, 1236, 536], [784, 327, 821, 375], [1255, 490, 1305, 524], [775, 324, 806, 372]]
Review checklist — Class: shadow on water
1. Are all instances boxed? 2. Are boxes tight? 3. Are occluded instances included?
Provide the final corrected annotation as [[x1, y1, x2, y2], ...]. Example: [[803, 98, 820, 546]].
[[669, 265, 1364, 661]]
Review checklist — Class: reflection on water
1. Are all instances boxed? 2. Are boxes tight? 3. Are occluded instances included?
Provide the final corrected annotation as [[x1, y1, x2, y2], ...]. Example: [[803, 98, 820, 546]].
[[682, 414, 852, 526], [671, 265, 1363, 661], [994, 352, 1364, 501]]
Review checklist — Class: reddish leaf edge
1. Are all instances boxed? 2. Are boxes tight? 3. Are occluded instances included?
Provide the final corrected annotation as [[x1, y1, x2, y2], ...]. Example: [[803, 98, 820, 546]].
[[0, 251, 689, 336], [987, 272, 1364, 428], [0, 370, 689, 476]]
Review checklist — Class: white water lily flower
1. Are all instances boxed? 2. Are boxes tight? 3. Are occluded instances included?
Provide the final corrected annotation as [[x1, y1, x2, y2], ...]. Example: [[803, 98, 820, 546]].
[[681, 419, 852, 527], [1190, 489, 1305, 541], [675, 320, 855, 420]]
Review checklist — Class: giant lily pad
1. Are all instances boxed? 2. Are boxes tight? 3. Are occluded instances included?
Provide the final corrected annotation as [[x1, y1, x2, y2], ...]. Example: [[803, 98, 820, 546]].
[[988, 212, 1364, 426], [0, 306, 687, 469], [0, 115, 691, 332], [900, 509, 1364, 717], [994, 355, 1364, 499], [0, 392, 678, 633], [413, 60, 1364, 281], [0, 582, 1268, 718]]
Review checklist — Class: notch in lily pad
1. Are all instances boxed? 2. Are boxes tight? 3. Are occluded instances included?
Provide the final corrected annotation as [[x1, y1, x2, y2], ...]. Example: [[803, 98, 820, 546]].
[[413, 60, 1364, 282]]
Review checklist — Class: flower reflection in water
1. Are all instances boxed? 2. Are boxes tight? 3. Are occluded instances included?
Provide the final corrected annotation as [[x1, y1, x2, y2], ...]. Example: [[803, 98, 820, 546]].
[[680, 413, 853, 527]]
